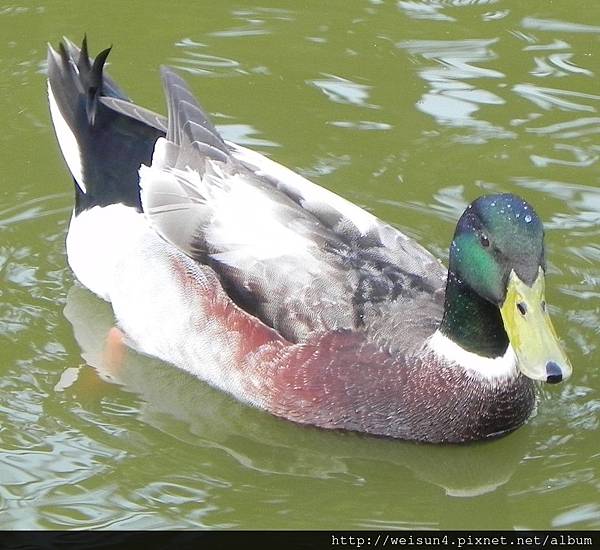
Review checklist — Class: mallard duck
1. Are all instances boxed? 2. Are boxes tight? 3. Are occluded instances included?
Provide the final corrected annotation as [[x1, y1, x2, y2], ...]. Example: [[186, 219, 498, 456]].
[[47, 38, 572, 443]]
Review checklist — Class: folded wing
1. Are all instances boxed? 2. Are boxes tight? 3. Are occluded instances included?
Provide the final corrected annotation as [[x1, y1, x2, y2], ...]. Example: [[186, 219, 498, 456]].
[[141, 68, 446, 344]]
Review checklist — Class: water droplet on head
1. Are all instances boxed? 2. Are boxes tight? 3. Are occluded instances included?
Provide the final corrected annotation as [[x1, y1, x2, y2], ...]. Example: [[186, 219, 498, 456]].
[[524, 214, 532, 223]]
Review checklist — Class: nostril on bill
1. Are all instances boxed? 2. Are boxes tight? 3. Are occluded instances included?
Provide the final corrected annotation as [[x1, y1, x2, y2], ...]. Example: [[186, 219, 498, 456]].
[[546, 361, 563, 384]]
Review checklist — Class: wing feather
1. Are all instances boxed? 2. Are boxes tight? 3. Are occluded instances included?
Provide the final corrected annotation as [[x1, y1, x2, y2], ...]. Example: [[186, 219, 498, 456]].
[[141, 68, 446, 344]]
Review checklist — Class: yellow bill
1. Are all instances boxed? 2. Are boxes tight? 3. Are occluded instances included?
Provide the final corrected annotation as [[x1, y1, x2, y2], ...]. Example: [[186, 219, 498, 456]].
[[500, 268, 572, 383]]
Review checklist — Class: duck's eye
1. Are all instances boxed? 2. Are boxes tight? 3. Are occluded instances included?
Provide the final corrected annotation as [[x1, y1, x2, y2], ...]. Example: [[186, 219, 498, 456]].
[[541, 300, 546, 312], [480, 234, 490, 248], [517, 302, 527, 316]]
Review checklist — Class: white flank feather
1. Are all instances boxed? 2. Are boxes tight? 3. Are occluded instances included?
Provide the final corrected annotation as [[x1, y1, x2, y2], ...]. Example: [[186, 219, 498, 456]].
[[66, 204, 148, 301]]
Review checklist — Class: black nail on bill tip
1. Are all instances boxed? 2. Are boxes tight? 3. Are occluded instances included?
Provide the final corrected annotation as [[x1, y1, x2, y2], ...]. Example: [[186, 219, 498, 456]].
[[546, 361, 563, 384]]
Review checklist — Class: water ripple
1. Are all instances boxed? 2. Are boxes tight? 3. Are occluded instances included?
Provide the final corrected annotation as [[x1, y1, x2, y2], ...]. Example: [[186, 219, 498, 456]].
[[217, 123, 279, 148], [522, 17, 600, 34], [552, 503, 600, 528], [171, 45, 245, 78], [329, 120, 392, 131], [530, 144, 599, 168], [524, 39, 571, 51], [512, 84, 600, 112], [398, 1, 456, 22], [527, 117, 600, 139], [398, 38, 513, 140], [530, 53, 594, 78], [0, 193, 70, 228], [310, 74, 377, 108]]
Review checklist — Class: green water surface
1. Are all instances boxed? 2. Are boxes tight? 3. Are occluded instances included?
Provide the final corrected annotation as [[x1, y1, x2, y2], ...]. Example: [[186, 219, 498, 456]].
[[1, 0, 599, 530]]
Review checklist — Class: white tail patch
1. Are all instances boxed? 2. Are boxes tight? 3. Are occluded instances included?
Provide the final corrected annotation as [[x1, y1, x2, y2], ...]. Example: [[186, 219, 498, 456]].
[[47, 82, 86, 193], [425, 329, 518, 382]]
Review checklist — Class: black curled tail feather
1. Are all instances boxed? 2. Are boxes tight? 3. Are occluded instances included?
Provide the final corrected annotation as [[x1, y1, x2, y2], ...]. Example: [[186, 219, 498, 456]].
[[47, 36, 166, 213], [53, 36, 128, 106], [86, 43, 112, 125], [57, 37, 112, 126]]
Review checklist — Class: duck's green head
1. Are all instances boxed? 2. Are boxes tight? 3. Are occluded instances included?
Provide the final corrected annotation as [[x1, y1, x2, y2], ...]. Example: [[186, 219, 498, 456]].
[[445, 193, 572, 383]]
